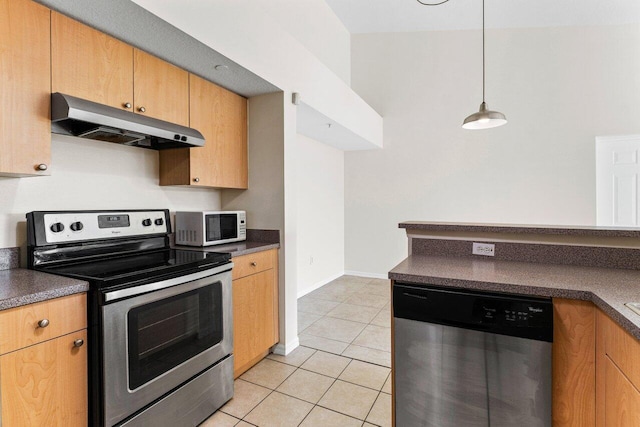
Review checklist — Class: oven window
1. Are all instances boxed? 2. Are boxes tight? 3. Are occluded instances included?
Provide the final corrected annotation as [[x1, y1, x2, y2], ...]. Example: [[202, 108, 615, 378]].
[[127, 283, 223, 390], [206, 214, 237, 241]]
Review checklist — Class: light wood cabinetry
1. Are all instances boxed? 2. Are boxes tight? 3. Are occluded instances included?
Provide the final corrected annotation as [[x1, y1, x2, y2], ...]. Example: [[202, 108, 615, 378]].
[[0, 0, 51, 176], [159, 74, 248, 189], [52, 14, 189, 125], [552, 298, 596, 427], [0, 294, 88, 426], [51, 12, 134, 111], [14, 8, 247, 186], [232, 249, 279, 377], [596, 309, 640, 426], [133, 49, 189, 126]]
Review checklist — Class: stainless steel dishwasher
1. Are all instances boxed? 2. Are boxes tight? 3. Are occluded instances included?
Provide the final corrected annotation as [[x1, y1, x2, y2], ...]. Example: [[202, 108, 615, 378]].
[[393, 282, 553, 427]]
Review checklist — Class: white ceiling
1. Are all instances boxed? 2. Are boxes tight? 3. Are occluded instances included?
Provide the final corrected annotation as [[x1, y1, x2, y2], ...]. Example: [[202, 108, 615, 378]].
[[324, 0, 640, 34]]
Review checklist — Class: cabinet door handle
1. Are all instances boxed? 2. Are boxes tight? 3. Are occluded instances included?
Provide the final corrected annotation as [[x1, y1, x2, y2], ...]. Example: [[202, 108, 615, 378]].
[[37, 319, 49, 328], [193, 177, 200, 183], [250, 262, 257, 267], [124, 102, 132, 109], [73, 339, 84, 348], [35, 163, 48, 171], [138, 106, 146, 113]]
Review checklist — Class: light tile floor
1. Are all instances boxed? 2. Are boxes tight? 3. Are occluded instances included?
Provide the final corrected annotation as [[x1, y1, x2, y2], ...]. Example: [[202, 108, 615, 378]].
[[201, 275, 392, 427]]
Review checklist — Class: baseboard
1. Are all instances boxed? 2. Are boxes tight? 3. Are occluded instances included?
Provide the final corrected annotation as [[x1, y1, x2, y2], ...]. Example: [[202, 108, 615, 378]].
[[272, 337, 300, 356], [296, 271, 344, 298], [344, 270, 388, 280]]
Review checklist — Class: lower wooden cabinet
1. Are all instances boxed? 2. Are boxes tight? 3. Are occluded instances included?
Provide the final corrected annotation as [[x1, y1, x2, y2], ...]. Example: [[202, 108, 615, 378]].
[[1, 330, 88, 426], [603, 356, 640, 427], [232, 249, 279, 377], [0, 294, 88, 426], [552, 298, 596, 427], [596, 308, 640, 426]]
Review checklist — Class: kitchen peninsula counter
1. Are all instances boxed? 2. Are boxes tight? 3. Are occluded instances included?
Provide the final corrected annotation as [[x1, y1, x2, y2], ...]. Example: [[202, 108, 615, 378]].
[[390, 254, 640, 339], [392, 221, 640, 340]]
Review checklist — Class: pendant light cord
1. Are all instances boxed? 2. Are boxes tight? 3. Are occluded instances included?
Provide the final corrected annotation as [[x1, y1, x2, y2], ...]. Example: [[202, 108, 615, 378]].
[[482, 0, 486, 103], [416, 0, 451, 6]]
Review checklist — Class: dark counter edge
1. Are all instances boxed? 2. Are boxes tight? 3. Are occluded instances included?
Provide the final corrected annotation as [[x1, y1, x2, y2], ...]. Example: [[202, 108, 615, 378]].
[[0, 269, 89, 311], [399, 221, 640, 238], [388, 270, 640, 341], [173, 229, 280, 257]]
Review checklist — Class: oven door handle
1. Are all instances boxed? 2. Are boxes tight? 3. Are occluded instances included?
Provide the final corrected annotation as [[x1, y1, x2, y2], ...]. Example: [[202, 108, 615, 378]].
[[103, 262, 233, 302]]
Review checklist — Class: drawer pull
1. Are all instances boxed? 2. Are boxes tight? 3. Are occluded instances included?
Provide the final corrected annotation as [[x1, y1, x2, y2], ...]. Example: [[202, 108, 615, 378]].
[[250, 262, 257, 267], [37, 319, 49, 328], [73, 339, 84, 348]]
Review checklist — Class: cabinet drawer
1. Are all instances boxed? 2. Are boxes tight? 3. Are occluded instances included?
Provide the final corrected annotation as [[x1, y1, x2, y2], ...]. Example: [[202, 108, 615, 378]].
[[0, 294, 87, 355], [232, 249, 276, 280], [601, 311, 640, 391]]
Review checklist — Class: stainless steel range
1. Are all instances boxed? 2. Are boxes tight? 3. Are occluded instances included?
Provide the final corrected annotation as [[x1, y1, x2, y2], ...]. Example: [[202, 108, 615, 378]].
[[27, 210, 234, 427]]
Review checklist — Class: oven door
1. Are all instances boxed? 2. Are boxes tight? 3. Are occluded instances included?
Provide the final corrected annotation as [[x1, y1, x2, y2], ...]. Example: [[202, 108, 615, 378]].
[[101, 264, 232, 426]]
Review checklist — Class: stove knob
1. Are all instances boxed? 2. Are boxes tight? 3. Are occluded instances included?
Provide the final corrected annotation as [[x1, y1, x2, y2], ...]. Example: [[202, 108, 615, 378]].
[[50, 222, 64, 233], [154, 218, 164, 226], [70, 221, 83, 232], [142, 219, 152, 227]]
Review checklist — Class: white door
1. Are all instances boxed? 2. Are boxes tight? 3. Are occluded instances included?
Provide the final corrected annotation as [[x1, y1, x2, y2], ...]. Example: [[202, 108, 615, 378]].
[[596, 135, 640, 226]]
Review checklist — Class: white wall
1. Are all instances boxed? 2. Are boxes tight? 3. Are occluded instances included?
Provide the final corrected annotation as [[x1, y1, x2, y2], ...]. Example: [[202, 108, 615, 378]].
[[296, 133, 345, 297], [257, 0, 351, 85], [0, 134, 221, 262], [221, 93, 300, 353], [131, 0, 382, 149], [347, 24, 640, 275]]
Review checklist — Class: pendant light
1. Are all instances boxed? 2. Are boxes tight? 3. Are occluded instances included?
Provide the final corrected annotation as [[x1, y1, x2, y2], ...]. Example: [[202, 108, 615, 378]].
[[462, 0, 507, 130]]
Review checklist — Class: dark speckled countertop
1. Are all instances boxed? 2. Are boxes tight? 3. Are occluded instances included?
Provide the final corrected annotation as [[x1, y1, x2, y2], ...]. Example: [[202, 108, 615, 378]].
[[175, 240, 280, 257], [173, 229, 280, 257], [0, 269, 89, 311], [389, 255, 640, 340]]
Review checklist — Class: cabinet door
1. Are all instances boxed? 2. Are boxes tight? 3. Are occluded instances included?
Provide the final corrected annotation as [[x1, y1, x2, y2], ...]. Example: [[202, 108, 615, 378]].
[[0, 0, 51, 176], [233, 269, 276, 377], [189, 75, 248, 188], [1, 330, 88, 426], [604, 356, 640, 426], [133, 49, 189, 126], [51, 12, 133, 111], [552, 299, 596, 427]]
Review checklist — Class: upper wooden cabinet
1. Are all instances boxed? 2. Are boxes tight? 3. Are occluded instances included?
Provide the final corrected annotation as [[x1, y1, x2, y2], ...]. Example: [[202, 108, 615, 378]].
[[159, 74, 248, 189], [52, 13, 189, 125], [133, 49, 189, 126], [52, 12, 134, 111], [0, 0, 51, 176]]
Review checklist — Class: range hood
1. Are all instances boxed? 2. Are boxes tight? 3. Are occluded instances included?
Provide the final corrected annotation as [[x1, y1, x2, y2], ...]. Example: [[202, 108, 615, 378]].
[[51, 93, 205, 149]]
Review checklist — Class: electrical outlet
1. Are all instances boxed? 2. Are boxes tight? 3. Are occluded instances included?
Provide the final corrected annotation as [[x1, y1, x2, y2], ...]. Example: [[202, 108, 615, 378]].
[[472, 242, 495, 257]]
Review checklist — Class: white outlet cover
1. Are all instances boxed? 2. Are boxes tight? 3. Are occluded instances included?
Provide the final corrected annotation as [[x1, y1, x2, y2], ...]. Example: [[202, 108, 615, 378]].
[[472, 242, 495, 256]]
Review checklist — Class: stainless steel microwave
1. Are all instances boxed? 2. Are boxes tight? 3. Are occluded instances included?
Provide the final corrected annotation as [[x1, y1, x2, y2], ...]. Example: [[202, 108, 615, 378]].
[[175, 211, 246, 246]]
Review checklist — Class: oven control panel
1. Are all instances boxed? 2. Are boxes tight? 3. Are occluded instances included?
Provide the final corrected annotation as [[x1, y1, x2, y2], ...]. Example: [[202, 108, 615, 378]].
[[39, 210, 169, 244]]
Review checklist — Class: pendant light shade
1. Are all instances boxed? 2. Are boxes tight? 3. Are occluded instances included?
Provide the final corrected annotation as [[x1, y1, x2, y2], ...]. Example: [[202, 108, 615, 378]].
[[462, 102, 507, 129], [462, 0, 507, 130]]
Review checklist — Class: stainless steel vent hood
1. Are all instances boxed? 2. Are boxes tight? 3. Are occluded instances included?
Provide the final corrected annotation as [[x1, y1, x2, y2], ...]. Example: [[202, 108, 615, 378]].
[[51, 93, 205, 149]]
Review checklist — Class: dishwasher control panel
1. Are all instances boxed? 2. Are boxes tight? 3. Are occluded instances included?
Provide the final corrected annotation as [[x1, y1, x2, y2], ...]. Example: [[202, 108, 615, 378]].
[[477, 299, 549, 327], [393, 282, 553, 342]]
